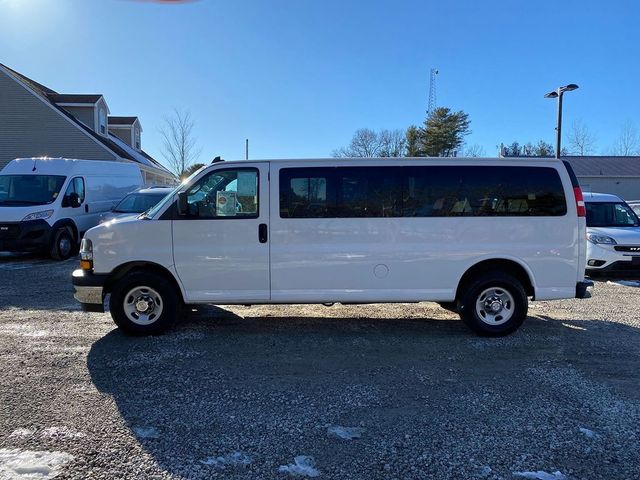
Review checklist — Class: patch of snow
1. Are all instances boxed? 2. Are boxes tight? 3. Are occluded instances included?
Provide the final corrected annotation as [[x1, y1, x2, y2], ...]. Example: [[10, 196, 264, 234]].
[[607, 280, 640, 288], [477, 465, 492, 477], [200, 451, 252, 468], [278, 456, 320, 477], [579, 427, 599, 439], [0, 448, 74, 479], [9, 429, 35, 439], [327, 426, 364, 440], [0, 324, 48, 338], [40, 427, 85, 440], [132, 426, 159, 439], [513, 471, 565, 480]]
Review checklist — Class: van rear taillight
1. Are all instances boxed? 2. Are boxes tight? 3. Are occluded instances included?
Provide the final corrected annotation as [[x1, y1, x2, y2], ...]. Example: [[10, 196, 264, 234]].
[[574, 186, 586, 217], [562, 161, 586, 217]]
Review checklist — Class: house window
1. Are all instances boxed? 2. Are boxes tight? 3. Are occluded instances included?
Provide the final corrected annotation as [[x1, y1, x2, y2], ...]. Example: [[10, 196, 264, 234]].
[[99, 108, 106, 135], [135, 127, 141, 149]]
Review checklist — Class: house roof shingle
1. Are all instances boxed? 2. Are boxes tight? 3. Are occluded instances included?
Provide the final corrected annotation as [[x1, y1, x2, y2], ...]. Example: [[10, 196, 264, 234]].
[[108, 116, 138, 126], [564, 156, 640, 177], [47, 93, 103, 104]]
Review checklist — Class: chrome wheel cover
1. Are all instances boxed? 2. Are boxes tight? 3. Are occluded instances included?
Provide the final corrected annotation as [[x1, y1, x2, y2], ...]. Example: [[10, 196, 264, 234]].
[[475, 287, 515, 326], [123, 286, 164, 325]]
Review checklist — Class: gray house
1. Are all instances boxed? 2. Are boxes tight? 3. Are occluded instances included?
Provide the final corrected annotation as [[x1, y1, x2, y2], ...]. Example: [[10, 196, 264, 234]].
[[563, 156, 640, 201], [0, 63, 175, 185]]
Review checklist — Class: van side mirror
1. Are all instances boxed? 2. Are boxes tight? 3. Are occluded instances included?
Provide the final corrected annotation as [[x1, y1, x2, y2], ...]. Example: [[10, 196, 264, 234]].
[[64, 192, 81, 208], [177, 192, 188, 216]]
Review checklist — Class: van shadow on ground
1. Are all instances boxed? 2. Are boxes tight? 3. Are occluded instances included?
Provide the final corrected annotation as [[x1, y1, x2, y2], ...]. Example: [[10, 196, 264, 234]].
[[86, 306, 640, 479]]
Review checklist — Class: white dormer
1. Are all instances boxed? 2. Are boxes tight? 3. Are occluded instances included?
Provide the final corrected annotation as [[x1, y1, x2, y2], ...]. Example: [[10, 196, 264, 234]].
[[108, 116, 142, 150]]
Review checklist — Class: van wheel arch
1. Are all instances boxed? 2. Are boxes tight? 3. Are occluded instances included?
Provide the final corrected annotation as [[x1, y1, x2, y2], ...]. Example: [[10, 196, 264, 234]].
[[456, 259, 534, 300], [104, 262, 185, 305], [51, 219, 78, 244]]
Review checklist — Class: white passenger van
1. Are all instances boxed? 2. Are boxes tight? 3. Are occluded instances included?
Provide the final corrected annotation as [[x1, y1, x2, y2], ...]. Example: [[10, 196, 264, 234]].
[[0, 158, 143, 259], [72, 157, 591, 336]]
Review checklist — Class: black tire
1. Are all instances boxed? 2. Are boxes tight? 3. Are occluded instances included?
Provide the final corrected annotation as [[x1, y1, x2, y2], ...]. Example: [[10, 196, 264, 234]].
[[438, 302, 458, 313], [457, 272, 528, 336], [109, 271, 179, 335], [50, 227, 75, 260]]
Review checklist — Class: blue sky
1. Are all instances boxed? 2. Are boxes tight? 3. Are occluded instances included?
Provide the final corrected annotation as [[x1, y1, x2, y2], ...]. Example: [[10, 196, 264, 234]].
[[0, 0, 638, 165]]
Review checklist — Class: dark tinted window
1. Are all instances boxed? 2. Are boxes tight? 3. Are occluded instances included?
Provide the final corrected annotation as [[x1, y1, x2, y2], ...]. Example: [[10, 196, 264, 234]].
[[279, 166, 566, 218], [336, 169, 401, 217], [586, 202, 639, 227], [280, 168, 333, 218]]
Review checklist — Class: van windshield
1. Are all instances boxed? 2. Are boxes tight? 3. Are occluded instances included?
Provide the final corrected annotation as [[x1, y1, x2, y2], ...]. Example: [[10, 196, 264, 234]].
[[586, 202, 640, 227], [114, 192, 168, 213], [143, 169, 202, 219], [0, 175, 67, 206]]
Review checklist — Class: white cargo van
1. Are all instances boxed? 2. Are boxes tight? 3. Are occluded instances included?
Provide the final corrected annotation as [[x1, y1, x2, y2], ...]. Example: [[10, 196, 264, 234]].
[[0, 158, 143, 259], [72, 157, 592, 336]]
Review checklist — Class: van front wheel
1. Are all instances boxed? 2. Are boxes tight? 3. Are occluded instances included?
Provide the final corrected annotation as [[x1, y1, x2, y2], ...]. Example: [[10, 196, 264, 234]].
[[457, 272, 527, 336], [109, 272, 178, 335], [50, 227, 75, 260]]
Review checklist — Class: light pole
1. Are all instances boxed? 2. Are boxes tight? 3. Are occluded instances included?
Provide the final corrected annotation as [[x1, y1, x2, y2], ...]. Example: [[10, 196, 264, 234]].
[[544, 84, 579, 158]]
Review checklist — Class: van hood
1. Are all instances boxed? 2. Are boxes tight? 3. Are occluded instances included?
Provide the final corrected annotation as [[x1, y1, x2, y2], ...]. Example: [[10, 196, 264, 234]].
[[588, 226, 640, 245], [99, 212, 140, 224], [0, 205, 54, 223]]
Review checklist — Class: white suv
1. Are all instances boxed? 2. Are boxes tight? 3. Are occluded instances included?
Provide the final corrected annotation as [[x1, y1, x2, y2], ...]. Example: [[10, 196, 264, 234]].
[[585, 192, 640, 278]]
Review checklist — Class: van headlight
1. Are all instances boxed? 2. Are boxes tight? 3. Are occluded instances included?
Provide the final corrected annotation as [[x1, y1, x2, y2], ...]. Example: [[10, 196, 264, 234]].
[[80, 238, 93, 270], [21, 210, 54, 222], [587, 234, 617, 245]]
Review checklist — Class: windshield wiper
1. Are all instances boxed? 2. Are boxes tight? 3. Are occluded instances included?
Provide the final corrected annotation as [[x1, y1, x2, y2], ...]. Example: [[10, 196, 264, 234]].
[[0, 200, 43, 206]]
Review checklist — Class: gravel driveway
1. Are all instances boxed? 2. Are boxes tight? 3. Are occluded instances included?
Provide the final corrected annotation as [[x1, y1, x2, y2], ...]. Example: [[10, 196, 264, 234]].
[[0, 254, 639, 479]]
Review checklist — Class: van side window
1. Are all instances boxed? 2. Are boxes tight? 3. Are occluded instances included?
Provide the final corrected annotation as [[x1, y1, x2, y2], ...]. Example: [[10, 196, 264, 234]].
[[280, 166, 566, 218], [73, 177, 85, 203], [63, 177, 85, 206], [336, 169, 401, 218], [280, 169, 332, 218], [184, 168, 258, 219]]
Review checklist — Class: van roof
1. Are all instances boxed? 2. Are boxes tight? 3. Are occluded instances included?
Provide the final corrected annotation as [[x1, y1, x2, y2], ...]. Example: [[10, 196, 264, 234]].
[[1, 157, 142, 177], [583, 192, 624, 203], [212, 156, 564, 166]]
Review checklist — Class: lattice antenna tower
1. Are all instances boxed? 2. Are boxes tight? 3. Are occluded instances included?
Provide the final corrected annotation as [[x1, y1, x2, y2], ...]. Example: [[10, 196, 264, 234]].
[[428, 68, 439, 117]]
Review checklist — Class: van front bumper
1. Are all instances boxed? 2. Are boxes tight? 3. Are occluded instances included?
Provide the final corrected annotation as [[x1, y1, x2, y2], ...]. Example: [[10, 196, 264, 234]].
[[72, 269, 107, 312], [0, 220, 52, 252]]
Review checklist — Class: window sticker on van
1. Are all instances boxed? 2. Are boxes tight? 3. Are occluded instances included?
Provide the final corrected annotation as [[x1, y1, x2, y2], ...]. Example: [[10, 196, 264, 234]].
[[216, 191, 238, 216]]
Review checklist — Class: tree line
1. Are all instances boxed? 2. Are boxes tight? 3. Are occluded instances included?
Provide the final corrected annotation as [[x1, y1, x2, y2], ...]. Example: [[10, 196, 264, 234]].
[[333, 107, 479, 158], [334, 110, 640, 158]]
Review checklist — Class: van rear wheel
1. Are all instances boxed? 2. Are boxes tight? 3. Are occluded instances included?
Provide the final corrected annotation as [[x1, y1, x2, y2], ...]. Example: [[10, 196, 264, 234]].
[[109, 272, 178, 335], [50, 227, 75, 260], [457, 272, 527, 336]]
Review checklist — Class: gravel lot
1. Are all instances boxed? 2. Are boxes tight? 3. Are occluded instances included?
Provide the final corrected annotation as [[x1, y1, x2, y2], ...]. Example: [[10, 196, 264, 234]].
[[0, 254, 639, 480]]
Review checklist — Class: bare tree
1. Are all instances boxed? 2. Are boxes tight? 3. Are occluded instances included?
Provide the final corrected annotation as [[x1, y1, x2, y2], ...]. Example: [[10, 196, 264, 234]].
[[464, 144, 485, 157], [567, 119, 597, 155], [159, 109, 201, 177], [612, 120, 640, 156], [378, 129, 407, 157], [332, 128, 384, 157]]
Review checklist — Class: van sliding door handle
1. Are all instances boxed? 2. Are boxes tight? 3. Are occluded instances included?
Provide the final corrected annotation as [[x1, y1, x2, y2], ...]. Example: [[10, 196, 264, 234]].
[[258, 223, 268, 243]]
